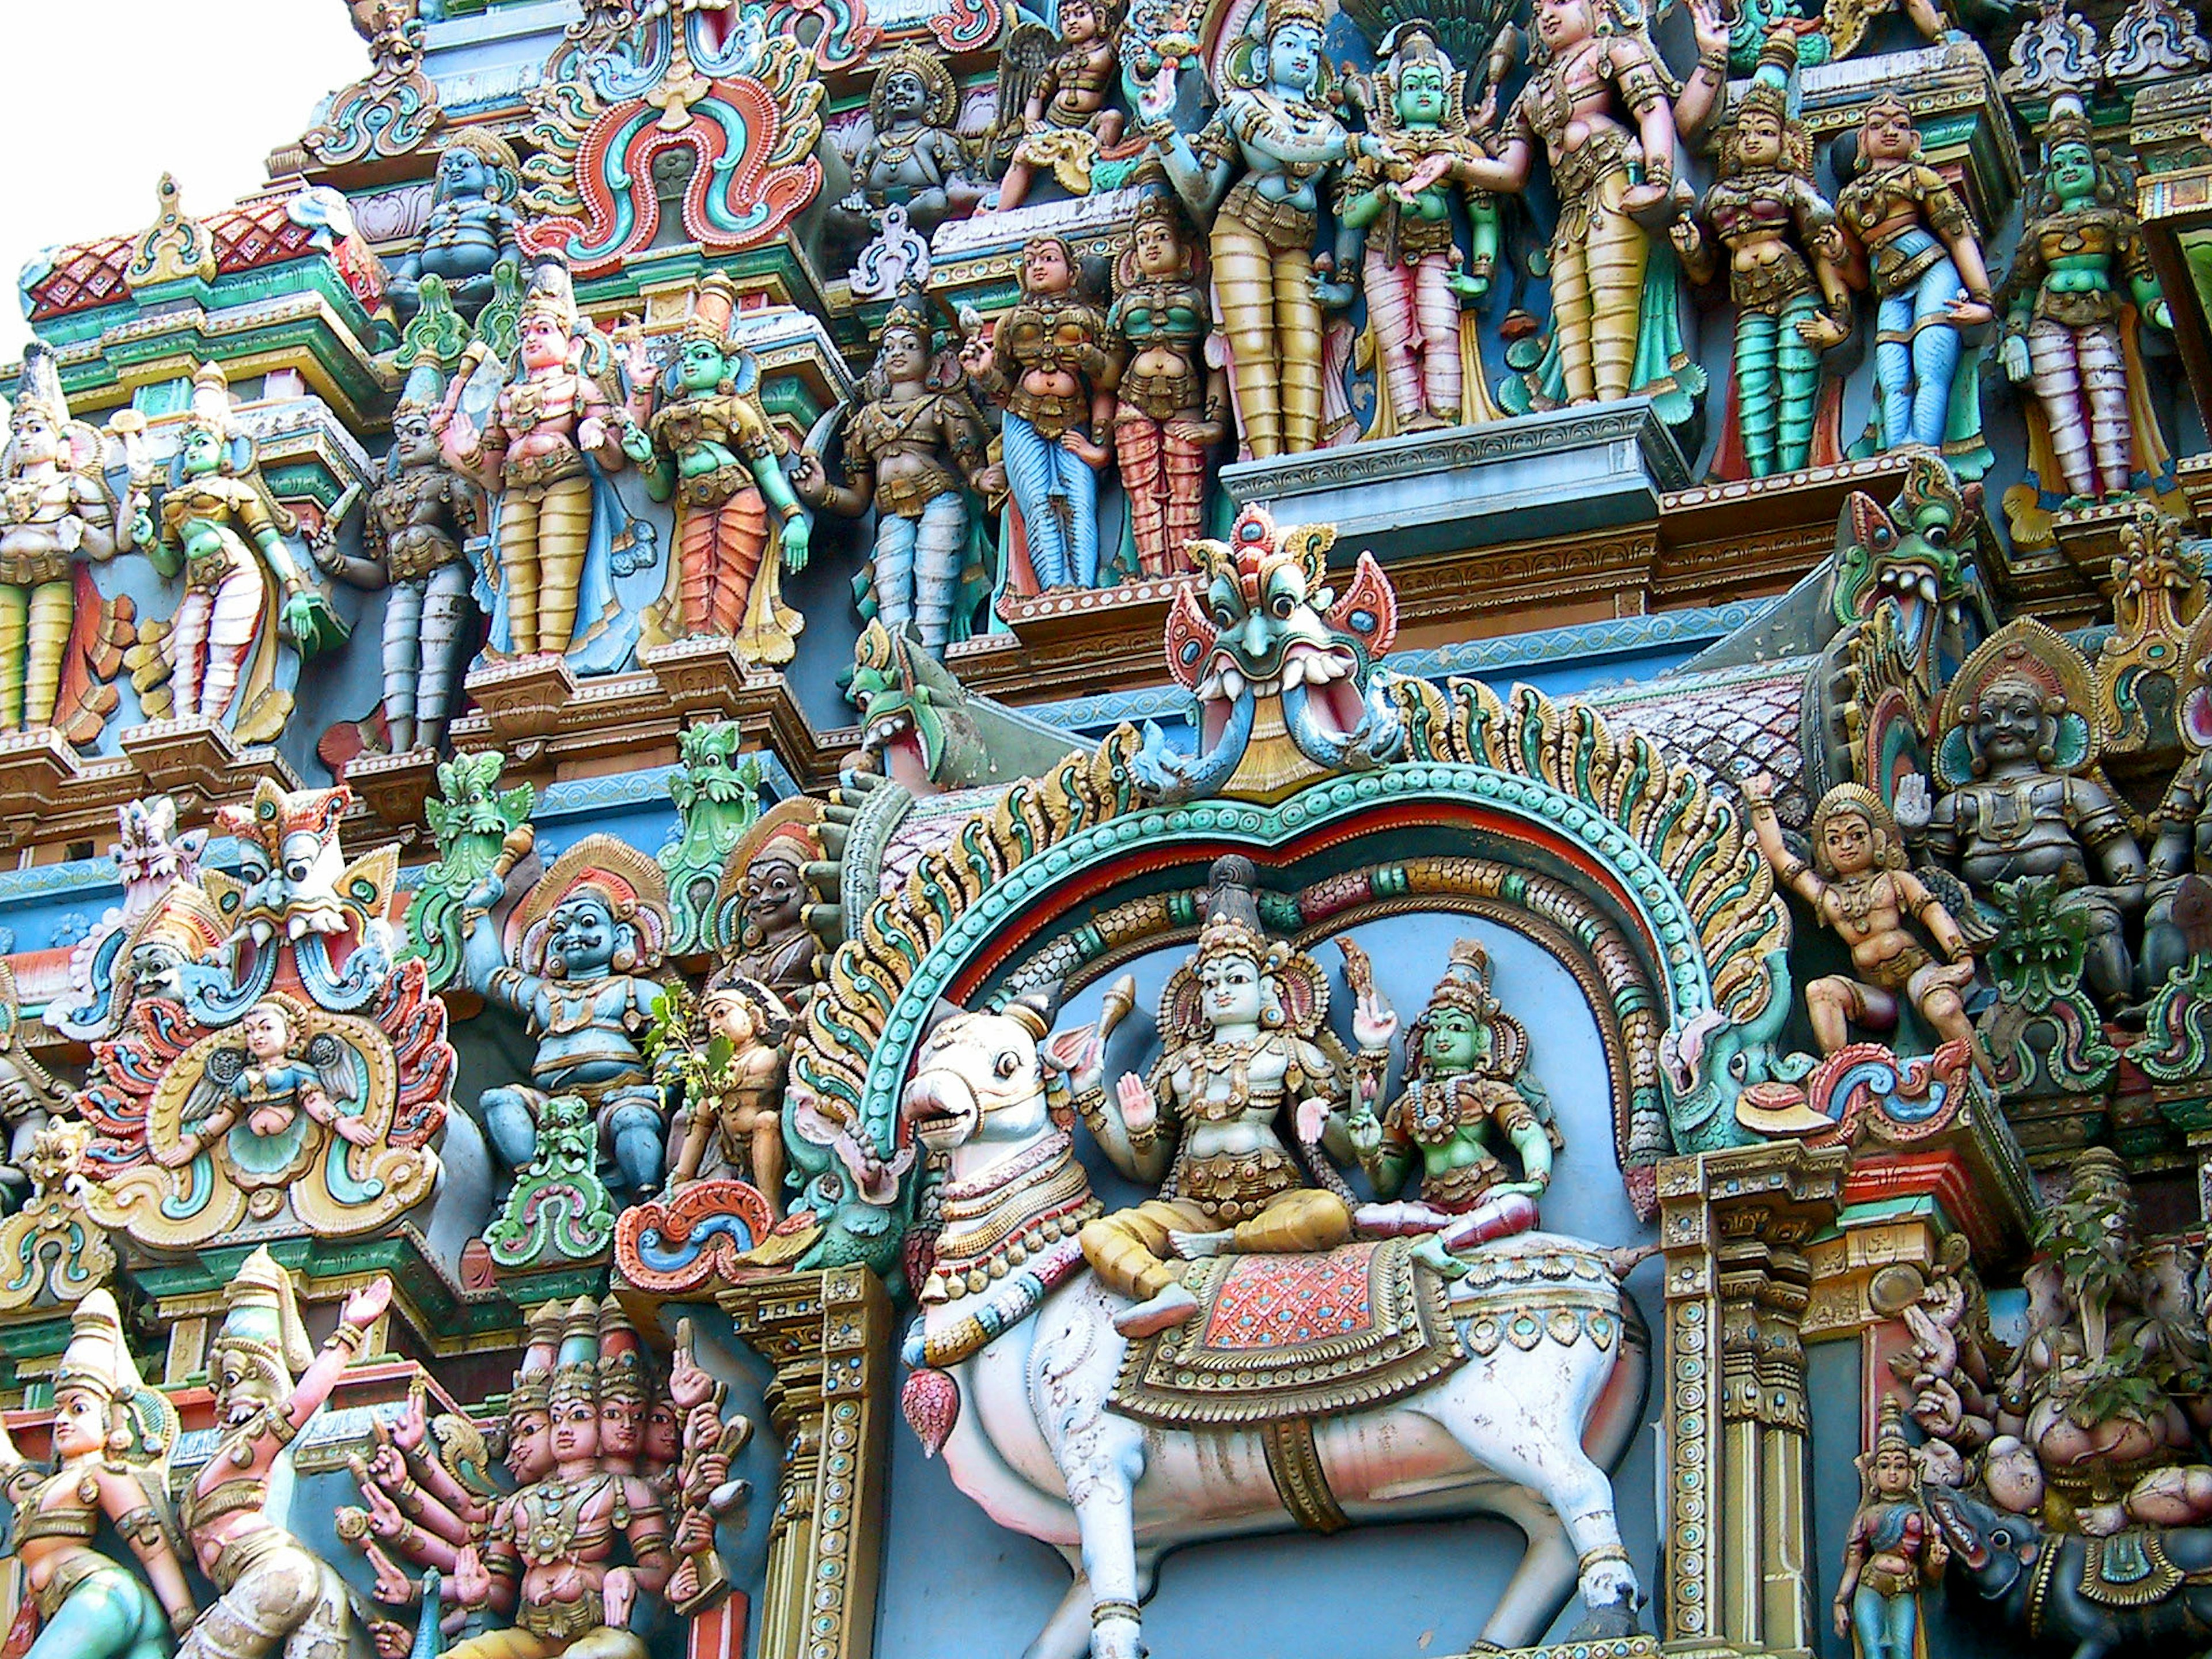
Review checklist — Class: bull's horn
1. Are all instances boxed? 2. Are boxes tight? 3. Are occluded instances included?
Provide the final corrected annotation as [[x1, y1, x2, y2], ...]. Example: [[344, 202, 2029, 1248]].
[[1005, 981, 1064, 1039]]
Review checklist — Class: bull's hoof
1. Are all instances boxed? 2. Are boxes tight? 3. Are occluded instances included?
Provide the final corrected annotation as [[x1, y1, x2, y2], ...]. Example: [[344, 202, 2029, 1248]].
[[1567, 1589, 1642, 1642]]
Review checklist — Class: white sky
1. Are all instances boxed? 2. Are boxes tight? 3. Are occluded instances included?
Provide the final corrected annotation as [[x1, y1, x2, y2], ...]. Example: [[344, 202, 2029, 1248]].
[[0, 1, 369, 359]]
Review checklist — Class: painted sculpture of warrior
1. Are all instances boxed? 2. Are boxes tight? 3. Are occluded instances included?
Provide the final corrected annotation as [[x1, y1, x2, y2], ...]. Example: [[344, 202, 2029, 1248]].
[[1895, 647, 2148, 1011], [725, 830, 819, 1007], [991, 0, 1125, 211], [1457, 0, 1728, 406], [1074, 862, 1353, 1335], [794, 294, 991, 653], [959, 236, 1113, 592], [619, 275, 810, 662], [1743, 777, 1986, 1066], [1835, 94, 1995, 458], [130, 362, 343, 725], [461, 835, 673, 1196], [439, 257, 635, 662], [1149, 0, 1381, 457], [311, 361, 482, 754], [1328, 24, 1498, 434], [1999, 95, 2174, 507], [0, 346, 122, 733], [175, 1251, 391, 1659], [0, 1291, 196, 1659], [1105, 192, 1224, 578], [827, 47, 983, 264], [1834, 1399, 1947, 1659], [1671, 34, 1851, 477], [1342, 938, 1562, 1263], [442, 1300, 675, 1659], [382, 130, 525, 329], [662, 971, 791, 1218]]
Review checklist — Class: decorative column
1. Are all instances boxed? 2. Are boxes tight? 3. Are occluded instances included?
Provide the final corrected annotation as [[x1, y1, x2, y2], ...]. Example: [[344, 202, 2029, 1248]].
[[720, 1267, 896, 1659], [1658, 1141, 1849, 1657]]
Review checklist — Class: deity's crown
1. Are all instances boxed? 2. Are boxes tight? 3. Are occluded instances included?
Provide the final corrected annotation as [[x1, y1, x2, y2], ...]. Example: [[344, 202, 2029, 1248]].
[[597, 1296, 649, 1404], [56, 1288, 137, 1403], [1423, 939, 1499, 1019], [678, 274, 741, 348], [1262, 0, 1327, 34], [1194, 908, 1278, 972], [1735, 27, 1799, 124], [548, 1296, 602, 1407], [510, 1300, 569, 1414], [211, 1245, 314, 1389], [519, 256, 579, 334], [1873, 1393, 1910, 1455], [2043, 91, 2094, 154], [182, 360, 236, 441], [9, 343, 70, 427], [126, 880, 225, 960]]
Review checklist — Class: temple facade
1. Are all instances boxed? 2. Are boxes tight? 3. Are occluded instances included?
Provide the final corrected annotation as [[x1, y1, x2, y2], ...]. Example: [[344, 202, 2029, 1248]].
[[1, 1, 2211, 1656]]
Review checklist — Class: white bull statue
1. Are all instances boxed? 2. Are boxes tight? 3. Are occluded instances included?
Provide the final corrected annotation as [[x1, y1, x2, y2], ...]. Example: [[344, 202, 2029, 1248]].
[[895, 998, 1652, 1659]]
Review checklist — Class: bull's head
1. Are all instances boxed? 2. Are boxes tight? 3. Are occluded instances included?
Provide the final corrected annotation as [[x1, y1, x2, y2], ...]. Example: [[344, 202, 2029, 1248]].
[[900, 991, 1078, 1161]]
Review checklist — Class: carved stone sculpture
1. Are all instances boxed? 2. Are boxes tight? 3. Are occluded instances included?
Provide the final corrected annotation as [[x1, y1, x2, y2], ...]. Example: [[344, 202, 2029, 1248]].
[[0, 1290, 196, 1658], [826, 47, 981, 268], [618, 275, 811, 661], [660, 972, 792, 1215], [794, 292, 992, 653], [461, 832, 673, 1197], [989, 0, 1124, 212], [46, 796, 219, 1046], [960, 236, 1113, 592], [383, 131, 525, 329], [1834, 1399, 1948, 1659], [1107, 192, 1224, 577], [175, 1253, 392, 1659]]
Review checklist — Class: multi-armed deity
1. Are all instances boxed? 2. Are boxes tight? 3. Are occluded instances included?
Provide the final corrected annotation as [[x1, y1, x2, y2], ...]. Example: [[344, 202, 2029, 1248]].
[[0, 346, 130, 741], [797, 294, 991, 652], [440, 257, 643, 672], [620, 275, 811, 662], [129, 362, 343, 737]]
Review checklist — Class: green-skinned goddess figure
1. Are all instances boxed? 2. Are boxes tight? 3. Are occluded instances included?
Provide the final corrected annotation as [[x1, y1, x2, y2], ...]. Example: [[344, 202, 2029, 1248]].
[[0, 1291, 197, 1659], [619, 274, 812, 663], [1323, 23, 1504, 434], [1340, 938, 1562, 1267], [1672, 31, 1851, 477], [0, 347, 125, 734]]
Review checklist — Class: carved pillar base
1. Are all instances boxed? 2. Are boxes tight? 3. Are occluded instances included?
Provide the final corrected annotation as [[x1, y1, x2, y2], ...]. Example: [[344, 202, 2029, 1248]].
[[720, 1268, 893, 1659], [1659, 1142, 1849, 1656], [464, 654, 580, 743]]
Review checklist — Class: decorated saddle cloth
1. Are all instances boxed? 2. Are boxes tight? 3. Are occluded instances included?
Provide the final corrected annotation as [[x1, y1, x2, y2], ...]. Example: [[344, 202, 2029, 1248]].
[[2078, 1532, 2212, 1608], [1110, 1236, 1465, 1430]]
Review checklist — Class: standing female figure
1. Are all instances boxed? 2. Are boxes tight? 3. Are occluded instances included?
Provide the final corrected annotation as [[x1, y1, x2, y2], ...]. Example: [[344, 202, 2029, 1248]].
[[1836, 94, 1994, 456], [1107, 192, 1224, 577]]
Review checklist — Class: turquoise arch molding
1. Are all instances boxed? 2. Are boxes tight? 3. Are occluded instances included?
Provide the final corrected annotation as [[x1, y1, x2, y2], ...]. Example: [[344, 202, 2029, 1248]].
[[854, 762, 1727, 1127]]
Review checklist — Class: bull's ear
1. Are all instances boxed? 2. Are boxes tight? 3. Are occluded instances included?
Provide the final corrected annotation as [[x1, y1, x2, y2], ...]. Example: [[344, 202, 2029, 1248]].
[[921, 997, 965, 1038], [1005, 981, 1064, 1040]]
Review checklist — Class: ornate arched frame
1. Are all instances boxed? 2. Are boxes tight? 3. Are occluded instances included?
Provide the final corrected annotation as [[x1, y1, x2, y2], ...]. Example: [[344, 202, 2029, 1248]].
[[837, 766, 1739, 1158]]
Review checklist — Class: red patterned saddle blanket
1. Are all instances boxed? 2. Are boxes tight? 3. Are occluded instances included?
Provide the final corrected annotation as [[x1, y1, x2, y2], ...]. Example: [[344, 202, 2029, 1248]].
[[1109, 1236, 1465, 1429]]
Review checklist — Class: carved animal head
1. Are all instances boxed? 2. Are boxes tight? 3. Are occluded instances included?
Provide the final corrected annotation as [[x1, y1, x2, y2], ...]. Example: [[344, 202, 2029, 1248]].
[[672, 723, 762, 812], [113, 796, 205, 896], [1164, 503, 1397, 763], [1925, 1484, 2035, 1601], [847, 621, 974, 788], [899, 994, 1063, 1155], [426, 752, 532, 849], [1831, 450, 1973, 631], [214, 781, 354, 946]]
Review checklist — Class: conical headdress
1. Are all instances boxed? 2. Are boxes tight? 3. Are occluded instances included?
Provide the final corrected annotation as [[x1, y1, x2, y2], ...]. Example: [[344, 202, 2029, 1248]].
[[211, 1245, 314, 1390], [510, 1301, 567, 1415], [10, 344, 69, 429]]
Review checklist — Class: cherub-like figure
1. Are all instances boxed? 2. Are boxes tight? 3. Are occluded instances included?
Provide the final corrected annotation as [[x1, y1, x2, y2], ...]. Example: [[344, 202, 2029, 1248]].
[[1456, 0, 1729, 406], [1999, 96, 2173, 506], [131, 362, 342, 724], [1834, 1399, 1947, 1659], [1896, 635, 2147, 1010], [439, 258, 635, 661], [0, 345, 123, 732], [1328, 24, 1498, 433], [1343, 939, 1560, 1264], [992, 0, 1126, 212], [384, 131, 525, 328], [1672, 34, 1852, 478], [619, 275, 810, 662], [1105, 192, 1224, 577], [1075, 861, 1353, 1335], [827, 48, 982, 264], [1743, 777, 1985, 1066], [155, 998, 376, 1171], [312, 365, 483, 755], [177, 1252, 391, 1659], [960, 236, 1113, 590], [664, 974, 791, 1218], [1150, 0, 1384, 457], [462, 836, 673, 1195], [794, 295, 991, 654], [1836, 94, 1995, 456], [0, 1290, 198, 1659]]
